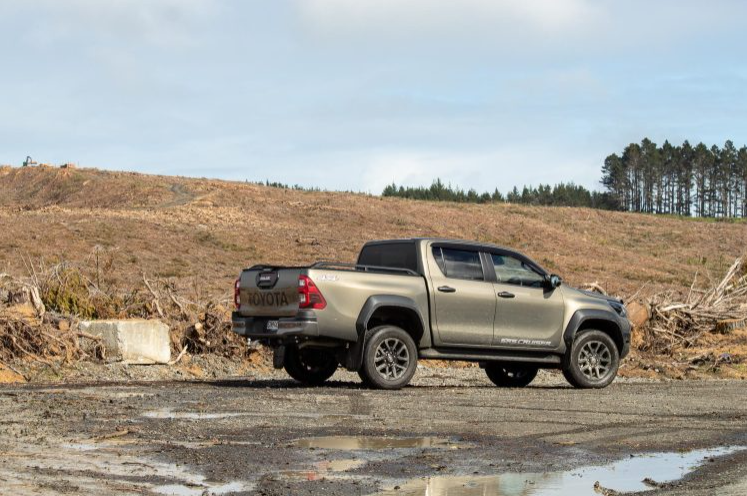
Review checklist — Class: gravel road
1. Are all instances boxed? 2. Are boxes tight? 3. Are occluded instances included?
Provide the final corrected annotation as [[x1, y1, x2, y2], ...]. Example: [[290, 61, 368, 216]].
[[1, 367, 746, 495]]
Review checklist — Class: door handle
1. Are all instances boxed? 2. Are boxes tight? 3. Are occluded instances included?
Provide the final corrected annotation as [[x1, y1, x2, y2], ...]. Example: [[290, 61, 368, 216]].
[[497, 291, 515, 299], [438, 286, 456, 293]]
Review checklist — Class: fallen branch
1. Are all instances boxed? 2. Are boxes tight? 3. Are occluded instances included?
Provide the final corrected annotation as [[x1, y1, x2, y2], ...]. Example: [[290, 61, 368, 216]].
[[142, 275, 164, 318], [582, 282, 607, 295], [167, 290, 188, 317], [638, 257, 747, 354], [169, 344, 188, 365]]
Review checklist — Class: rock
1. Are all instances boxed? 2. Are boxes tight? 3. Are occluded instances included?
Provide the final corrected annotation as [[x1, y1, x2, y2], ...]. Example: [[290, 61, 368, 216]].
[[78, 319, 171, 364]]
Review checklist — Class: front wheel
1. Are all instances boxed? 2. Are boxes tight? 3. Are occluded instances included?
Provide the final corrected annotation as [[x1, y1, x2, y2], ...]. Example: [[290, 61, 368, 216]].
[[361, 326, 417, 390], [284, 346, 338, 386], [562, 330, 619, 388], [485, 363, 538, 388]]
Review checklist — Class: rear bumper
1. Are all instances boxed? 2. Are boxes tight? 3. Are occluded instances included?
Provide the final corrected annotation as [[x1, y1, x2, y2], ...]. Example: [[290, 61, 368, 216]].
[[231, 312, 319, 340]]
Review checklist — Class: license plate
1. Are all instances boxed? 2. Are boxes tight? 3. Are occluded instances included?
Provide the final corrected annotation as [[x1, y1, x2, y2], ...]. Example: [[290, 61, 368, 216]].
[[266, 320, 279, 331]]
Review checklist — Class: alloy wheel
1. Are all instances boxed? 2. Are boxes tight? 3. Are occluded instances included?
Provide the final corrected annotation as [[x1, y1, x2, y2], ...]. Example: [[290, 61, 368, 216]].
[[578, 340, 612, 381], [374, 337, 410, 381]]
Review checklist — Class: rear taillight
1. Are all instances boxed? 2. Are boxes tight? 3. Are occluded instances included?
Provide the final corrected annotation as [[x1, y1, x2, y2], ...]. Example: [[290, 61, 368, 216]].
[[298, 275, 326, 309], [233, 278, 241, 310]]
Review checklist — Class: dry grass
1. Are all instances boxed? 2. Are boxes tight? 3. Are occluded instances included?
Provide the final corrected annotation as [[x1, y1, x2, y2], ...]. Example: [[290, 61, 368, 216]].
[[1, 166, 745, 299]]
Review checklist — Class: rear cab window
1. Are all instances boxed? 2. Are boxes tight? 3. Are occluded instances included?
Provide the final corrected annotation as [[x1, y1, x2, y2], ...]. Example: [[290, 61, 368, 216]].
[[357, 242, 419, 274], [432, 247, 484, 281]]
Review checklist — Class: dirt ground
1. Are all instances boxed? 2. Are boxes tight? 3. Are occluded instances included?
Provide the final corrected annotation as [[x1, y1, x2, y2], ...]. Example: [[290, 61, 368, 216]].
[[2, 367, 746, 496]]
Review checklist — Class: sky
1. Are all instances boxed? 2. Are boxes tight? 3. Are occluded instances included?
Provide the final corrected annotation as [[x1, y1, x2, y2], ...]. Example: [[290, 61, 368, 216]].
[[1, 0, 746, 194]]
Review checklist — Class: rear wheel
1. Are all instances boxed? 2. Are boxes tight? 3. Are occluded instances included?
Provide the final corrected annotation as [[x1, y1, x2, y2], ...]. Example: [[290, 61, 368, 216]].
[[284, 346, 338, 386], [361, 326, 417, 390], [485, 363, 538, 388], [562, 330, 619, 388]]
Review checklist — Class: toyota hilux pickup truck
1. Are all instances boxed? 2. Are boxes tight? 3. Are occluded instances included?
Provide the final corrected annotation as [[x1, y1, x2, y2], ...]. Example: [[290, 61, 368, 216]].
[[232, 238, 631, 390]]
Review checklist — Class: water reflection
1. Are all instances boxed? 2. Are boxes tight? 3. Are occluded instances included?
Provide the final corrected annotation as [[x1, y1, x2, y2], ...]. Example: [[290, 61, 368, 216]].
[[376, 446, 744, 496]]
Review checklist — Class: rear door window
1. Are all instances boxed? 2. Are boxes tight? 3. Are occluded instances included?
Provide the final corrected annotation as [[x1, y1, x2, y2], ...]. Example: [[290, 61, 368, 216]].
[[433, 247, 484, 281]]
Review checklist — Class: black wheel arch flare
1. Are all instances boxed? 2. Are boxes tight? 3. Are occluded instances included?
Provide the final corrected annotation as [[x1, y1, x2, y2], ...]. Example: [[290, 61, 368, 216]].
[[563, 309, 626, 355], [345, 295, 428, 371]]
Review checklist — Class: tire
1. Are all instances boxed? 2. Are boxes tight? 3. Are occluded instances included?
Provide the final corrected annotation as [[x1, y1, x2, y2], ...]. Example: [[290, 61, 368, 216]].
[[562, 330, 619, 388], [357, 368, 374, 387], [361, 325, 418, 390], [561, 367, 581, 388], [485, 363, 538, 388], [284, 346, 338, 386]]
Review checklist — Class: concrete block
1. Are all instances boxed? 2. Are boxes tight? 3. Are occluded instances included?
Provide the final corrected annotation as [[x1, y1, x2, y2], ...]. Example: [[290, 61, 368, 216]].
[[79, 319, 171, 364]]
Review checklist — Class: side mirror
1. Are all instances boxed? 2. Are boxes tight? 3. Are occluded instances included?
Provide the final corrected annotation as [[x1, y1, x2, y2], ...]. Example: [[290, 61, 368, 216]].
[[546, 274, 562, 289]]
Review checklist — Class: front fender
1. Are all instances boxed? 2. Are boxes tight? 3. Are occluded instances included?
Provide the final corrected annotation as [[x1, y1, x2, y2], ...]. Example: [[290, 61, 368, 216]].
[[563, 309, 631, 358]]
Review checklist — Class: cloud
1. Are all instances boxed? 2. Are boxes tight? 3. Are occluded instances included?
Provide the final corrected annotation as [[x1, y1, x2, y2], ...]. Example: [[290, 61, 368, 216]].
[[295, 0, 601, 49], [8, 0, 218, 49], [297, 0, 597, 36], [295, 0, 747, 59]]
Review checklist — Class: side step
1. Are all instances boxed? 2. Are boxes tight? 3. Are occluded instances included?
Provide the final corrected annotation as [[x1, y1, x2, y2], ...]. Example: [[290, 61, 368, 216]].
[[419, 347, 562, 365]]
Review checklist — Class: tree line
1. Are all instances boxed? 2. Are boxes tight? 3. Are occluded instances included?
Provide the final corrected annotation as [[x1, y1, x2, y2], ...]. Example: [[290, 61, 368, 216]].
[[602, 139, 747, 217], [382, 179, 615, 209]]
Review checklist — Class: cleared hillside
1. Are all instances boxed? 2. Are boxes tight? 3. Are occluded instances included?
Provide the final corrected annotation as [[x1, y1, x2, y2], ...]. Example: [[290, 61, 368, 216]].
[[0, 165, 745, 298]]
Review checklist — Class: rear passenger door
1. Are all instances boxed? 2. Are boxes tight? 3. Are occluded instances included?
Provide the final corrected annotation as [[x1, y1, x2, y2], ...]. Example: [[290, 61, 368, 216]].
[[427, 246, 497, 346]]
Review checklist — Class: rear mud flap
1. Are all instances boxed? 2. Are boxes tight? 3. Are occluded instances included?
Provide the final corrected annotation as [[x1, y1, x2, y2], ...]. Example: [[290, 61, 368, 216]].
[[344, 333, 366, 371]]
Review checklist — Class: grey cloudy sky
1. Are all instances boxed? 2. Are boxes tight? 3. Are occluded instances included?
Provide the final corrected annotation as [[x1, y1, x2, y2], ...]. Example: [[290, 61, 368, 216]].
[[1, 0, 746, 193]]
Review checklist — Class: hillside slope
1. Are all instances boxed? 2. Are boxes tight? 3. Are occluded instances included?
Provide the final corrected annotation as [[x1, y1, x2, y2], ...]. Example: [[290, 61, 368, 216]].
[[0, 166, 745, 297]]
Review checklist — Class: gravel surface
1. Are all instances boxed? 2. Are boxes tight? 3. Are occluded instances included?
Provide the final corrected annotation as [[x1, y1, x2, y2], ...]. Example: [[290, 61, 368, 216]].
[[1, 367, 746, 495]]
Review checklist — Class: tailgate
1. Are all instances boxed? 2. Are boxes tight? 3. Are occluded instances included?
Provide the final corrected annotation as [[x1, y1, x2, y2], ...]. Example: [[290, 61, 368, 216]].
[[238, 267, 302, 317]]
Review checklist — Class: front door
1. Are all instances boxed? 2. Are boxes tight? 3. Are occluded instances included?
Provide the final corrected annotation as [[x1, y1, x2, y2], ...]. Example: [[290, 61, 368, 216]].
[[428, 246, 496, 346], [489, 253, 565, 349]]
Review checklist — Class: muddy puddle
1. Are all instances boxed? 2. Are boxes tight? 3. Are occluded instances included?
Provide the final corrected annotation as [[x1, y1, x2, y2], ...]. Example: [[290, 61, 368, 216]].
[[294, 435, 456, 450], [275, 458, 367, 481], [153, 481, 247, 496], [375, 446, 745, 495], [143, 408, 372, 421], [143, 409, 244, 420]]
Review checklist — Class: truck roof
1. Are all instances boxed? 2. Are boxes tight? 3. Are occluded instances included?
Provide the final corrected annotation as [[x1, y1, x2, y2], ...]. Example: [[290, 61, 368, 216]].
[[363, 237, 515, 253], [361, 238, 549, 275]]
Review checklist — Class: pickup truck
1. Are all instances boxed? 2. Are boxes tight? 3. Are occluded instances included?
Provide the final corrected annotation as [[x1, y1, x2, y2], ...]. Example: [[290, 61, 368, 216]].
[[232, 238, 631, 390]]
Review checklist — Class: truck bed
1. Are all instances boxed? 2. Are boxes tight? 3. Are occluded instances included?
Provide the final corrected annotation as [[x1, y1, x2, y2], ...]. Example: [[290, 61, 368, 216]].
[[235, 261, 429, 343]]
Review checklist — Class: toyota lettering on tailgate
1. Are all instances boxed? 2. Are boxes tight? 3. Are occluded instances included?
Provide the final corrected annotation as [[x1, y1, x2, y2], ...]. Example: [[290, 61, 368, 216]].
[[249, 291, 290, 307]]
